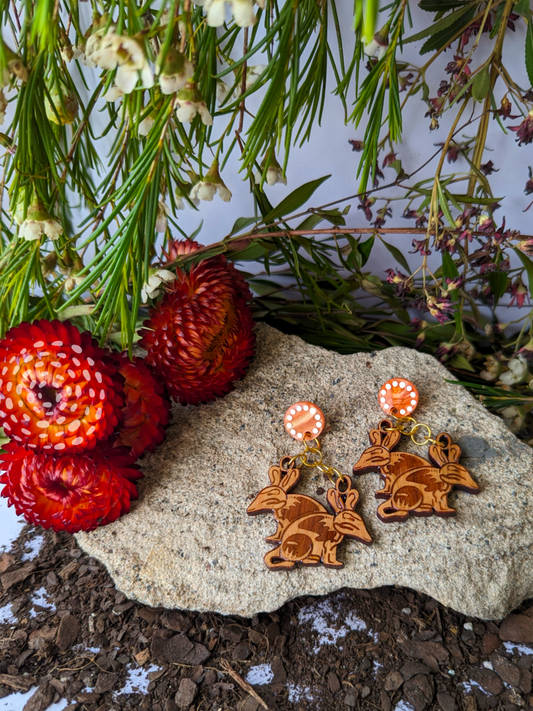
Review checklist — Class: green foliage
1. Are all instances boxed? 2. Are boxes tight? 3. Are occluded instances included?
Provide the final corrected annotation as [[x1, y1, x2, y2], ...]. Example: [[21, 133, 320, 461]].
[[1, 0, 533, 436]]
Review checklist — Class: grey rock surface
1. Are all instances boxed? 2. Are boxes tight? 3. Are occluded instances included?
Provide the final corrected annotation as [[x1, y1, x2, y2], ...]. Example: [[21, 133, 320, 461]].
[[76, 324, 533, 619]]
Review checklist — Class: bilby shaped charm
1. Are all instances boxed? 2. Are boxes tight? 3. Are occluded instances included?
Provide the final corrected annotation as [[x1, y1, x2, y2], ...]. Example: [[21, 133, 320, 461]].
[[248, 458, 372, 569], [353, 420, 480, 522]]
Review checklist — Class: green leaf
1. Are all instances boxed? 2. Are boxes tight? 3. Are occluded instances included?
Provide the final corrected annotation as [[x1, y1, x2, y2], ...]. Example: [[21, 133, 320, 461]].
[[363, 0, 378, 43], [515, 0, 531, 18], [261, 175, 331, 225], [381, 238, 411, 274], [229, 217, 257, 236], [436, 181, 456, 228], [514, 248, 533, 293], [229, 242, 268, 261], [526, 18, 533, 88], [359, 235, 375, 267], [472, 65, 491, 101], [447, 354, 476, 372], [488, 271, 508, 305], [442, 250, 459, 279], [57, 305, 96, 321], [448, 194, 503, 205], [419, 0, 472, 9], [419, 6, 477, 54], [314, 208, 346, 226], [406, 3, 476, 44]]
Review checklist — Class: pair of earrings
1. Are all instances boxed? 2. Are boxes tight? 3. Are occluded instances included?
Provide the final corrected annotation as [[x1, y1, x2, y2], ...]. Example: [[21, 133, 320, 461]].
[[247, 379, 480, 571]]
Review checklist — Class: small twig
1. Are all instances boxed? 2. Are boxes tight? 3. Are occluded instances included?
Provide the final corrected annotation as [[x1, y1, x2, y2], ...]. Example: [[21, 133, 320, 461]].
[[220, 660, 270, 710]]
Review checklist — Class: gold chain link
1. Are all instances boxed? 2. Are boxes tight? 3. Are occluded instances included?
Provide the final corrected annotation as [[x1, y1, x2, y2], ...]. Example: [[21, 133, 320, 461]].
[[287, 438, 342, 483], [384, 415, 445, 447]]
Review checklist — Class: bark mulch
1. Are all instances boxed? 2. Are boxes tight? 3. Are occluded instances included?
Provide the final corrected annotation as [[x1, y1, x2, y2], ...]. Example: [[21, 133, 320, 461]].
[[1, 523, 532, 711]]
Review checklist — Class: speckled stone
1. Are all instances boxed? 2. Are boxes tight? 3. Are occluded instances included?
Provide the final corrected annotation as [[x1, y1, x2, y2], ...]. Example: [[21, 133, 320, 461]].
[[76, 324, 533, 620]]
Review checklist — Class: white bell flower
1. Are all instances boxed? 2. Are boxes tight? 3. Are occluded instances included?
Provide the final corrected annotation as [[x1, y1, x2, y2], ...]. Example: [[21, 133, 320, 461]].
[[15, 199, 63, 242], [175, 83, 212, 125], [103, 85, 124, 102], [231, 0, 256, 27], [141, 269, 176, 302], [138, 113, 156, 137], [190, 161, 232, 203], [216, 80, 231, 105], [500, 356, 529, 385], [175, 182, 199, 210], [19, 216, 63, 242], [157, 48, 194, 94], [254, 151, 286, 186], [195, 0, 257, 27], [234, 64, 267, 97], [363, 25, 389, 60], [92, 32, 154, 94]]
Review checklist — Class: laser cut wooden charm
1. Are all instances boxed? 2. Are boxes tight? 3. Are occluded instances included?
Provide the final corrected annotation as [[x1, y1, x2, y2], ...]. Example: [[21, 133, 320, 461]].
[[248, 458, 372, 569], [352, 419, 480, 522]]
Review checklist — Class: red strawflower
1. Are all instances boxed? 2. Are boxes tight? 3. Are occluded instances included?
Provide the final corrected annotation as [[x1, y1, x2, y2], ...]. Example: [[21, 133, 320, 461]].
[[112, 354, 171, 458], [161, 238, 201, 265], [0, 320, 123, 453], [140, 254, 255, 405], [0, 443, 141, 533]]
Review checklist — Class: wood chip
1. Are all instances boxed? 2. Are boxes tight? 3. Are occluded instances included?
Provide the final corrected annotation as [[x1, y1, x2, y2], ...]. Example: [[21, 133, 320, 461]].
[[135, 649, 151, 666], [0, 673, 37, 690]]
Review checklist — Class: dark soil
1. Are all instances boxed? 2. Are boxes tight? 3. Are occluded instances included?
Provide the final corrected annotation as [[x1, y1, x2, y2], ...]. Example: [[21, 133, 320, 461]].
[[1, 523, 533, 711]]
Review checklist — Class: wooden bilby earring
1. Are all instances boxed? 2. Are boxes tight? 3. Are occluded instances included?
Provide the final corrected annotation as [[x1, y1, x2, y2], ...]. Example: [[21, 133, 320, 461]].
[[247, 401, 372, 570], [352, 379, 481, 523]]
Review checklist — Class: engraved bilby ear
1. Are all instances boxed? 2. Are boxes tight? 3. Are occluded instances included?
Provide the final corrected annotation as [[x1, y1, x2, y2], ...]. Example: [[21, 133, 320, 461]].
[[344, 489, 360, 510], [327, 486, 344, 514], [448, 443, 462, 463], [279, 466, 300, 492], [368, 428, 384, 446], [268, 465, 282, 486], [382, 428, 401, 450], [429, 433, 453, 467]]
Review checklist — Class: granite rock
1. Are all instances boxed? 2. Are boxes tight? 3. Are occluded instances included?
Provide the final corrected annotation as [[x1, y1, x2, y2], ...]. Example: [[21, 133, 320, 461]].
[[76, 324, 533, 619]]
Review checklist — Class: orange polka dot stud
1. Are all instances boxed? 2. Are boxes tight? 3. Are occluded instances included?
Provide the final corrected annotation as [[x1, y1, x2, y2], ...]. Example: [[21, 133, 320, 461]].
[[247, 401, 372, 570], [352, 379, 480, 523], [284, 401, 324, 440], [378, 378, 419, 417]]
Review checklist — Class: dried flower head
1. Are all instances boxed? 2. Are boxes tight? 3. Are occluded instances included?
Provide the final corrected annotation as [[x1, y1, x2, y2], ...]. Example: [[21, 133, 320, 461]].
[[0, 444, 141, 533], [112, 354, 171, 459], [140, 252, 255, 405], [0, 319, 124, 452]]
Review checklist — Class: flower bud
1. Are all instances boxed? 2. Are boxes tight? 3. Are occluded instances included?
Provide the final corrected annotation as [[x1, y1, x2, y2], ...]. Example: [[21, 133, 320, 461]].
[[157, 48, 194, 94], [41, 252, 58, 278], [45, 85, 79, 125]]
